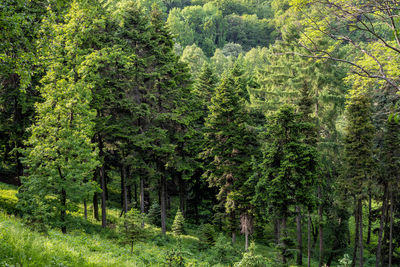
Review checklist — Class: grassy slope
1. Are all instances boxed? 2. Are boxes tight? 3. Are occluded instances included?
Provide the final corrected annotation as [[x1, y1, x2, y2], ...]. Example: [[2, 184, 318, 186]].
[[0, 182, 327, 266]]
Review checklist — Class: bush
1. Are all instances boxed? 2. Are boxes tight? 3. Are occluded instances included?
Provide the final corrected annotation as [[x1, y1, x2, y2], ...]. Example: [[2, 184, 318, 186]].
[[147, 202, 161, 226], [234, 242, 270, 267], [165, 238, 185, 267], [172, 209, 185, 235], [118, 208, 142, 253], [198, 223, 216, 249], [0, 183, 18, 214], [207, 233, 238, 265]]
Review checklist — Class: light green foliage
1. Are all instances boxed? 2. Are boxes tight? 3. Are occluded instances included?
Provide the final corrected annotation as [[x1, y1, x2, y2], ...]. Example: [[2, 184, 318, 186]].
[[172, 208, 185, 235], [234, 242, 269, 267], [338, 254, 352, 267], [180, 44, 207, 77], [18, 0, 101, 231], [210, 48, 234, 76], [222, 42, 243, 58], [167, 3, 225, 56]]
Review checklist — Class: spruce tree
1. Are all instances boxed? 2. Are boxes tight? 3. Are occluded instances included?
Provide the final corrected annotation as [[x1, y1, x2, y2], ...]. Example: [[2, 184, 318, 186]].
[[172, 208, 185, 235], [202, 69, 258, 247], [342, 86, 374, 267]]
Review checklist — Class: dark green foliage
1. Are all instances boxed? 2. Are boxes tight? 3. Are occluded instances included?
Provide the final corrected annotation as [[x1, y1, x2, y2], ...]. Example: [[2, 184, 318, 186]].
[[165, 238, 186, 266], [147, 202, 162, 226], [342, 87, 374, 198], [172, 209, 185, 235], [119, 208, 142, 253], [198, 223, 216, 249]]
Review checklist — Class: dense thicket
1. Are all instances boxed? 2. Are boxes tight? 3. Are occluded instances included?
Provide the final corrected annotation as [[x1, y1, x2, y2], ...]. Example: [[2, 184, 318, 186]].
[[1, 0, 400, 266]]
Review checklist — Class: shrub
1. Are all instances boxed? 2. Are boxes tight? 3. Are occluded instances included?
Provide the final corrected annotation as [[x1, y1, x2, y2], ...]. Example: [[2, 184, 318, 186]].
[[208, 233, 238, 265], [172, 208, 185, 235], [198, 223, 216, 249], [234, 242, 270, 267], [118, 208, 142, 253], [165, 238, 185, 267]]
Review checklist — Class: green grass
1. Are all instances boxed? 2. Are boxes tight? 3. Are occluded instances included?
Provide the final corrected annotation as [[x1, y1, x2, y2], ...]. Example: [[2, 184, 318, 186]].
[[0, 182, 325, 266]]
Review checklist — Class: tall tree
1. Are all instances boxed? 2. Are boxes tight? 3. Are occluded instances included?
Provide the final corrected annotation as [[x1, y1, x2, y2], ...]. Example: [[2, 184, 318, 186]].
[[342, 86, 375, 267], [18, 0, 101, 233]]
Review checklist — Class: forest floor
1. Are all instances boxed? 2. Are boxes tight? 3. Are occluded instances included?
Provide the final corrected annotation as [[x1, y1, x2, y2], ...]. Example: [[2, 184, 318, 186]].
[[0, 182, 328, 266]]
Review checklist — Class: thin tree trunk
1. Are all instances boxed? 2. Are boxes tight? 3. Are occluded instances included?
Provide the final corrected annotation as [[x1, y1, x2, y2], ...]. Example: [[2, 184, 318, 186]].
[[93, 172, 99, 221], [134, 182, 138, 208], [61, 188, 67, 234], [160, 174, 167, 235], [100, 165, 107, 228], [367, 191, 372, 244], [389, 187, 393, 267], [308, 212, 311, 267], [318, 186, 323, 267], [121, 164, 128, 214], [231, 211, 236, 244], [281, 216, 287, 265], [296, 206, 303, 266], [84, 200, 87, 220], [245, 231, 249, 251], [358, 199, 364, 267], [274, 218, 280, 245], [98, 134, 107, 228], [376, 183, 388, 267], [140, 177, 145, 228], [178, 173, 185, 217], [352, 198, 359, 267]]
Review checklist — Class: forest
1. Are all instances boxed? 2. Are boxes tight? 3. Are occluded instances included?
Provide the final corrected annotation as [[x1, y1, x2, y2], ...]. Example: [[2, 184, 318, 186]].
[[0, 0, 399, 266]]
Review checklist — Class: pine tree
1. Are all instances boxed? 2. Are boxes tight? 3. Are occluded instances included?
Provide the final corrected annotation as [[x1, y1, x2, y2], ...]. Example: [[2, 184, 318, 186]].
[[172, 208, 185, 235], [342, 86, 374, 267], [147, 202, 161, 226]]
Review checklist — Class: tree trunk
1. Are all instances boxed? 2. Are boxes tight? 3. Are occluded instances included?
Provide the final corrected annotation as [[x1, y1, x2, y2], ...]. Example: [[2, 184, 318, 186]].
[[121, 164, 128, 214], [134, 182, 137, 208], [98, 134, 107, 228], [160, 174, 167, 235], [352, 198, 359, 267], [84, 200, 87, 220], [367, 191, 372, 244], [178, 173, 185, 217], [318, 186, 323, 267], [358, 199, 364, 267], [274, 218, 280, 245], [281, 216, 287, 265], [376, 183, 388, 267], [308, 212, 311, 267], [245, 230, 249, 251], [389, 188, 393, 267], [296, 206, 303, 266], [93, 170, 99, 221], [231, 211, 236, 244], [61, 188, 67, 234], [140, 177, 145, 228], [100, 165, 107, 228]]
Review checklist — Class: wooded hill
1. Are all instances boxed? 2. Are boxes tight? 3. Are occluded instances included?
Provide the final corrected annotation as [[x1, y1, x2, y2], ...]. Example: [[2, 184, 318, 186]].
[[1, 0, 400, 266]]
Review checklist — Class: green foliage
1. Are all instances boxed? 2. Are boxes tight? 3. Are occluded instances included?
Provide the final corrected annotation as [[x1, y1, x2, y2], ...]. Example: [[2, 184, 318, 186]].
[[180, 44, 207, 77], [208, 233, 238, 265], [234, 242, 269, 267], [0, 183, 18, 215], [172, 209, 185, 235], [164, 238, 186, 266], [147, 202, 162, 226], [119, 209, 143, 246], [338, 254, 352, 267], [198, 223, 216, 249]]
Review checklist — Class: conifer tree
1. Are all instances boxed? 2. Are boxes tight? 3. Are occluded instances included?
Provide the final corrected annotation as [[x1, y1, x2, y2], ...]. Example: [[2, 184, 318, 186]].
[[172, 208, 185, 235], [202, 69, 258, 247], [342, 86, 374, 267], [255, 104, 318, 264]]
